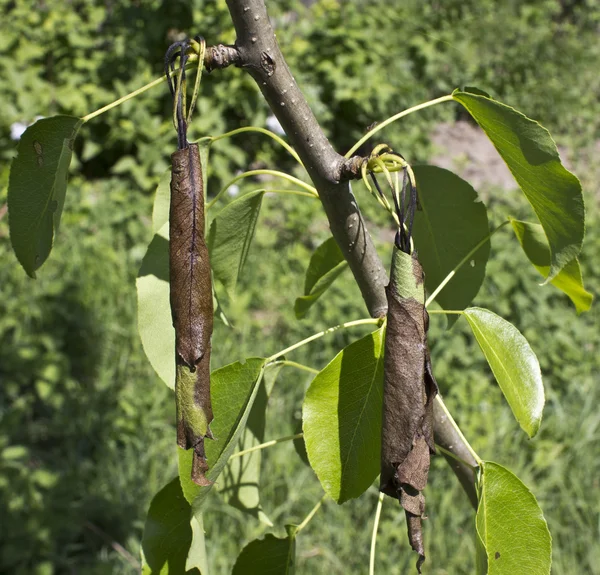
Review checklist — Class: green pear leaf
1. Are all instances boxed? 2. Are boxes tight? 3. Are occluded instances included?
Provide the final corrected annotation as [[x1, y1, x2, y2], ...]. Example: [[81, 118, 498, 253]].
[[303, 326, 384, 503], [510, 219, 592, 314], [412, 165, 490, 327], [217, 362, 283, 526], [232, 530, 297, 575], [476, 461, 551, 575], [178, 358, 266, 519], [295, 237, 348, 319], [141, 478, 206, 574], [8, 115, 82, 277], [463, 308, 544, 437], [208, 190, 265, 296], [137, 222, 174, 389], [152, 168, 172, 234], [187, 515, 209, 574], [453, 90, 584, 280]]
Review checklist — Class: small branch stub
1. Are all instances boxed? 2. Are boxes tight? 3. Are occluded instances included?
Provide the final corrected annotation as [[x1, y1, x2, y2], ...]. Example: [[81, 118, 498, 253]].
[[205, 44, 242, 71], [339, 155, 366, 181]]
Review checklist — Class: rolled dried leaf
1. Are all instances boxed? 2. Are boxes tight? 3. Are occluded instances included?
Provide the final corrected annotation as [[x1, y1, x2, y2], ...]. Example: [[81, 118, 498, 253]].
[[170, 143, 214, 486], [380, 246, 438, 572]]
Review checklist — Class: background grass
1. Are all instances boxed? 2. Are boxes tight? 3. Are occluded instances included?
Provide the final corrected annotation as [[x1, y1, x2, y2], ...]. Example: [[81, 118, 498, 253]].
[[0, 1, 598, 573]]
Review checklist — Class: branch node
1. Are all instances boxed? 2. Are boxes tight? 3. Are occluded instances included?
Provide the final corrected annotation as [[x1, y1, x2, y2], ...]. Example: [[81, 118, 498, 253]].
[[260, 51, 276, 76], [339, 155, 367, 181], [205, 44, 242, 72]]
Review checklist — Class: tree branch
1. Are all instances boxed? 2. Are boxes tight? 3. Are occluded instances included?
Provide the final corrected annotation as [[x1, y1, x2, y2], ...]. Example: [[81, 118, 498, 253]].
[[226, 0, 387, 318], [204, 44, 241, 71], [224, 0, 478, 507]]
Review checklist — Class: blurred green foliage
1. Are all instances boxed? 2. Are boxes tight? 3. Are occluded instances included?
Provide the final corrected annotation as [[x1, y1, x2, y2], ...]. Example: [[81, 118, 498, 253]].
[[0, 0, 598, 573]]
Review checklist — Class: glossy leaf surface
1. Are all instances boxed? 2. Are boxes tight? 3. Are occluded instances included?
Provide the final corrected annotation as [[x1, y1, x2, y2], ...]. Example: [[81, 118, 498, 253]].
[[510, 219, 592, 313], [476, 461, 551, 575], [464, 308, 544, 437], [178, 359, 266, 517], [217, 362, 282, 525], [303, 326, 384, 503], [453, 89, 584, 280]]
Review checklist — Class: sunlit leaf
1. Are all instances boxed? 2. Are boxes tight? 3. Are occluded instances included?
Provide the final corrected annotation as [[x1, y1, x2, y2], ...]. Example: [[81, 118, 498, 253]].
[[178, 358, 266, 518], [152, 168, 171, 234], [294, 237, 348, 318], [218, 362, 283, 526], [412, 165, 490, 327], [303, 326, 384, 503], [208, 190, 265, 296], [8, 115, 82, 277], [453, 90, 584, 280], [476, 461, 551, 575], [463, 308, 544, 437], [187, 515, 209, 574], [136, 222, 174, 389], [510, 219, 592, 314]]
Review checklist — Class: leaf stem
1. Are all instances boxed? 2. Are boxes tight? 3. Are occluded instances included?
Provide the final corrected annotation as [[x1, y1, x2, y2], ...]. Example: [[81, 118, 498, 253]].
[[206, 188, 316, 213], [211, 127, 303, 166], [82, 61, 197, 123], [266, 318, 382, 363], [207, 169, 318, 210], [428, 309, 465, 315], [229, 433, 303, 459], [369, 492, 385, 575], [264, 189, 318, 199], [186, 39, 205, 125], [425, 220, 510, 308], [345, 95, 454, 158], [435, 444, 479, 468], [435, 396, 482, 465], [296, 493, 327, 533], [274, 360, 320, 375]]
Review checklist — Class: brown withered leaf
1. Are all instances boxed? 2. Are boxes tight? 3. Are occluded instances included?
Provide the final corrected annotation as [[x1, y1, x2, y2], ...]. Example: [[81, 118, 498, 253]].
[[170, 143, 214, 486], [380, 247, 438, 573]]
